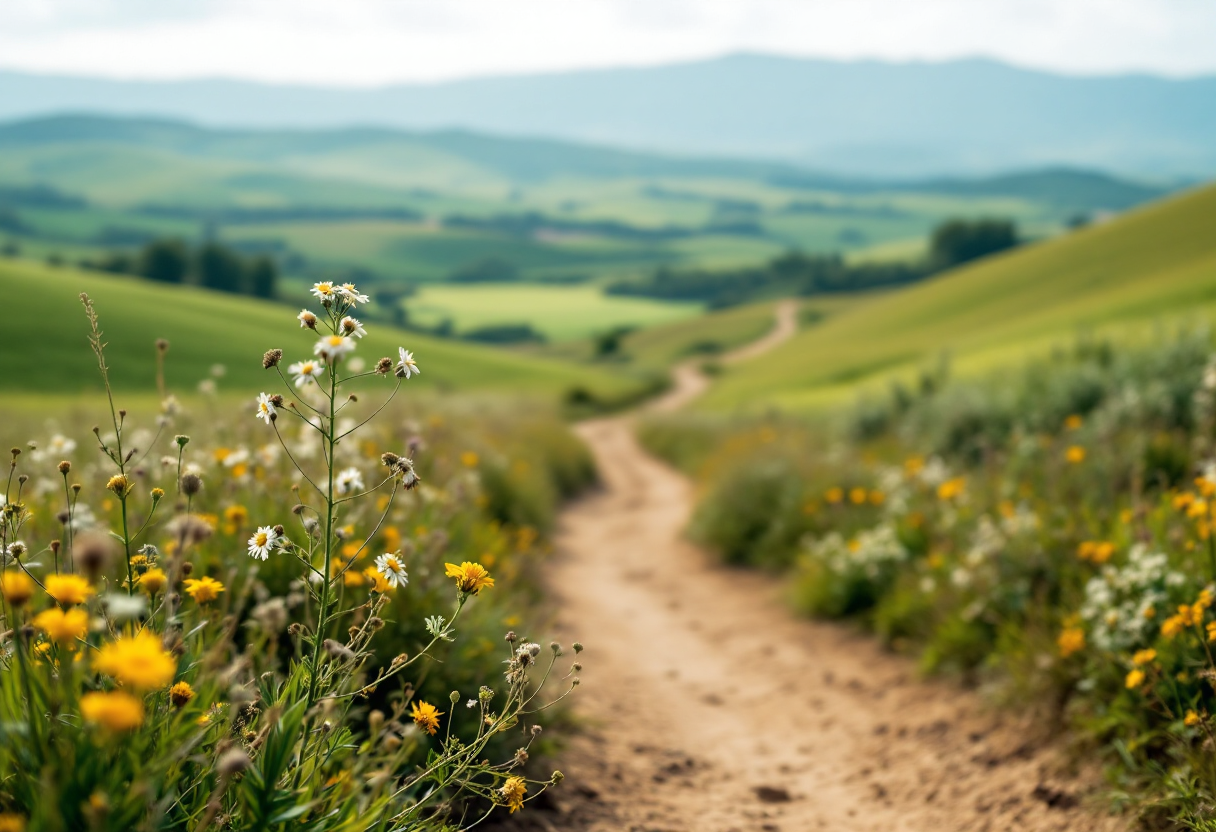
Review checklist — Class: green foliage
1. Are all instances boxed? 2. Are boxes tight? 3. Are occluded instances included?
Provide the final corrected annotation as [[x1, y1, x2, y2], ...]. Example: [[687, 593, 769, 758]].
[[928, 217, 1019, 270]]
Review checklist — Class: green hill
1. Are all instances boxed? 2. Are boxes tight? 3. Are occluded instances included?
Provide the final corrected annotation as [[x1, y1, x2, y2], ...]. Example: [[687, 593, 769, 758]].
[[0, 257, 647, 401], [701, 182, 1216, 410]]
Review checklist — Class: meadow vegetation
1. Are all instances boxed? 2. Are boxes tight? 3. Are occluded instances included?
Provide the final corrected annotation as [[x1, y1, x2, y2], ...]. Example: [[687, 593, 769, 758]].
[[642, 326, 1216, 823], [0, 283, 589, 830]]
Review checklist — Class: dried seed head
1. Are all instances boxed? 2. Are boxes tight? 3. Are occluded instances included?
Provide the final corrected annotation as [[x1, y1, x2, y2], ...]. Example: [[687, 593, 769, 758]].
[[181, 561, 194, 576], [323, 639, 356, 661], [217, 748, 251, 776], [180, 473, 203, 496], [56, 510, 70, 524], [514, 748, 529, 765], [288, 622, 304, 637], [75, 531, 117, 580], [505, 630, 517, 643], [156, 338, 169, 353], [550, 641, 562, 655], [531, 725, 543, 736], [50, 540, 61, 555], [58, 460, 71, 474], [572, 642, 583, 654], [291, 503, 305, 515], [375, 357, 393, 375], [262, 349, 283, 369], [369, 616, 384, 631]]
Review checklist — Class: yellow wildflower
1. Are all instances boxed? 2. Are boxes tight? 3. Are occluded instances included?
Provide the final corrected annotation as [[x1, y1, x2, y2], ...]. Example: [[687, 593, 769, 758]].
[[445, 562, 495, 595], [137, 568, 168, 595], [1065, 445, 1086, 464], [1185, 709, 1203, 727], [93, 630, 176, 691], [105, 474, 130, 496], [1207, 621, 1216, 642], [501, 775, 527, 813], [1057, 627, 1085, 657], [169, 681, 195, 708], [0, 814, 26, 832], [1064, 414, 1083, 431], [0, 570, 35, 607], [410, 700, 443, 736], [80, 691, 144, 731], [824, 486, 843, 504], [1125, 668, 1145, 690], [848, 487, 867, 505], [904, 456, 924, 476], [184, 576, 225, 604], [45, 574, 94, 606], [33, 607, 89, 644], [362, 566, 393, 593], [937, 477, 966, 501], [461, 451, 479, 468], [1198, 477, 1216, 498], [1132, 648, 1157, 665]]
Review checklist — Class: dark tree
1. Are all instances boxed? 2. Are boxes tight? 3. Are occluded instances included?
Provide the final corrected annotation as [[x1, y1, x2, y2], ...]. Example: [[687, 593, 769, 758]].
[[929, 219, 1018, 270], [247, 256, 278, 299], [196, 242, 247, 294], [140, 239, 189, 283]]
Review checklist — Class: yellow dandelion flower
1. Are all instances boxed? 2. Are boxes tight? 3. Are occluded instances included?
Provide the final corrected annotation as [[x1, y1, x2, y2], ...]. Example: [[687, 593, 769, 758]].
[[1065, 446, 1086, 464], [362, 566, 394, 593], [444, 561, 495, 595], [0, 570, 35, 607], [848, 487, 867, 505], [1132, 648, 1157, 665], [824, 486, 843, 504], [1064, 414, 1083, 431], [105, 474, 130, 496], [937, 477, 966, 501], [461, 451, 479, 468], [33, 607, 89, 644], [137, 568, 167, 595], [1057, 627, 1085, 657], [0, 813, 27, 832], [1125, 668, 1145, 690], [80, 691, 144, 731], [410, 700, 443, 735], [169, 681, 195, 708], [45, 574, 94, 606], [1185, 709, 1203, 727], [183, 576, 225, 604], [93, 630, 176, 691], [500, 775, 527, 813]]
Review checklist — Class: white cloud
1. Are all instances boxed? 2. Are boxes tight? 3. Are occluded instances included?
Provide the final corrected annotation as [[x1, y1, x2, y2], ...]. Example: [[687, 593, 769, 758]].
[[0, 0, 1213, 85]]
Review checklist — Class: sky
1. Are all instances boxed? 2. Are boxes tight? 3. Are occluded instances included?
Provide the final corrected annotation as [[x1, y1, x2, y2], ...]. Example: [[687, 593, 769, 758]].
[[2, 0, 1215, 86]]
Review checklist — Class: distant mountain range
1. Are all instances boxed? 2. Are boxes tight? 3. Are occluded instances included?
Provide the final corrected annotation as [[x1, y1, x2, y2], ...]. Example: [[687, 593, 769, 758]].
[[0, 115, 1169, 213], [1, 54, 1214, 179]]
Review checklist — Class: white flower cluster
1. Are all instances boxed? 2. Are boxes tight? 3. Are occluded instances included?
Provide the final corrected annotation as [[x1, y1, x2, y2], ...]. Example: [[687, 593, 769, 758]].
[[1079, 544, 1187, 652], [807, 522, 908, 580]]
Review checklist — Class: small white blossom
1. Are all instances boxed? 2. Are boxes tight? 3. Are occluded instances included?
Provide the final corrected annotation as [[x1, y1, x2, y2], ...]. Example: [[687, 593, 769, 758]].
[[297, 309, 318, 329], [288, 360, 325, 388], [341, 316, 367, 338], [396, 347, 420, 379], [335, 467, 364, 495], [314, 335, 355, 362], [247, 525, 281, 561], [311, 282, 339, 303], [374, 552, 408, 588], [254, 393, 276, 425], [339, 283, 370, 305]]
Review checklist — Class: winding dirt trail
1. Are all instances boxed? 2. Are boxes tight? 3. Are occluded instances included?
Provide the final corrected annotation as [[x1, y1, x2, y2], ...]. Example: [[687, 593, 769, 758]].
[[533, 303, 1125, 832]]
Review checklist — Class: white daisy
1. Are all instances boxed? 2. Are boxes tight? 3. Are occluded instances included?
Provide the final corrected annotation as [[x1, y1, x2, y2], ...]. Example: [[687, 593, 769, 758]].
[[341, 316, 367, 339], [48, 434, 76, 456], [311, 282, 339, 303], [374, 552, 408, 588], [247, 525, 281, 561], [339, 283, 370, 305], [254, 393, 276, 424], [287, 360, 325, 388], [335, 467, 364, 495], [314, 335, 355, 362], [298, 309, 318, 329], [396, 347, 420, 379]]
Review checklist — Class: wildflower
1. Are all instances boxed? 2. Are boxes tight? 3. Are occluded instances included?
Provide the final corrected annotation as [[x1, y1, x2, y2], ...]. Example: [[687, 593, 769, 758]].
[[288, 360, 325, 388], [849, 487, 867, 505], [0, 569, 34, 607], [363, 566, 394, 593], [824, 486, 843, 504], [1077, 540, 1114, 564], [255, 392, 276, 424], [1057, 626, 1085, 657], [184, 576, 225, 604], [93, 630, 176, 690], [500, 776, 527, 813], [445, 561, 495, 595], [339, 283, 370, 304], [169, 681, 195, 708], [868, 490, 885, 505], [335, 467, 364, 495], [106, 474, 130, 496], [395, 347, 420, 379], [137, 568, 168, 595], [374, 552, 408, 589], [937, 477, 966, 501], [461, 451, 479, 468], [247, 525, 281, 561], [297, 309, 318, 329], [33, 607, 89, 644], [410, 700, 443, 735], [314, 335, 355, 362], [1065, 445, 1086, 464], [1162, 604, 1203, 638], [262, 348, 283, 369], [1125, 668, 1145, 690], [311, 281, 340, 303], [1064, 414, 1083, 431], [340, 316, 367, 338], [80, 691, 144, 731], [1207, 621, 1216, 642], [0, 814, 25, 832], [45, 574, 94, 606], [1132, 648, 1157, 665]]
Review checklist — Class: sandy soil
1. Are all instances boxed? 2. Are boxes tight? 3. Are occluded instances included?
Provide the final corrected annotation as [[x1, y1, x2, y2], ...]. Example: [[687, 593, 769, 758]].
[[508, 305, 1128, 832]]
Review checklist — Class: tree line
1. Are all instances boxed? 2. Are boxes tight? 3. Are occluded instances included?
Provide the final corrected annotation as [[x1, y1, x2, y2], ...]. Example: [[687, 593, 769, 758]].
[[84, 238, 279, 299], [606, 218, 1019, 308]]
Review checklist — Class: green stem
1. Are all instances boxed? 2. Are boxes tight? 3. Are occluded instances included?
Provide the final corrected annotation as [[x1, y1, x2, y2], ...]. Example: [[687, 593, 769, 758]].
[[120, 495, 133, 595], [307, 359, 339, 708]]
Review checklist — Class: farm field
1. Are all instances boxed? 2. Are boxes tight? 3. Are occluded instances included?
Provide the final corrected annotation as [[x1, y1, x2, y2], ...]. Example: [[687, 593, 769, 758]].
[[700, 181, 1216, 410]]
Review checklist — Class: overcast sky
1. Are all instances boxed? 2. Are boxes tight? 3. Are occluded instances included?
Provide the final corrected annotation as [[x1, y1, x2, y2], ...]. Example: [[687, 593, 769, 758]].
[[2, 0, 1215, 86]]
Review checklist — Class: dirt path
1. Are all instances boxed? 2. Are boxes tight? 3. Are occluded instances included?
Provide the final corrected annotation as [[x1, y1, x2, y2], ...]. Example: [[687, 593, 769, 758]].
[[530, 305, 1125, 832]]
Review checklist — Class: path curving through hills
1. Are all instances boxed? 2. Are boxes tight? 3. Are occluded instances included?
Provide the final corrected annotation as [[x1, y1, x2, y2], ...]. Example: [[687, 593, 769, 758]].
[[527, 303, 1125, 832]]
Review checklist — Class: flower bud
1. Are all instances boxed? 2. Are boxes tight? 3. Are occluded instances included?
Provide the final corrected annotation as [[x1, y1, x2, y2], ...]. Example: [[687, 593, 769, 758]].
[[262, 349, 283, 369]]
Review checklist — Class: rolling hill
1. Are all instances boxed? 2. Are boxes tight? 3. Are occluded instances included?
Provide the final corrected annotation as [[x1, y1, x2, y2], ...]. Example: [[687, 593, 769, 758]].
[[700, 181, 1216, 411], [0, 257, 650, 401], [2, 55, 1215, 177]]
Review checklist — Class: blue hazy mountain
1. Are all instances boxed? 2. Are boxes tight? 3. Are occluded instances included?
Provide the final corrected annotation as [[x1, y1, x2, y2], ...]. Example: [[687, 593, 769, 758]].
[[1, 54, 1213, 178]]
